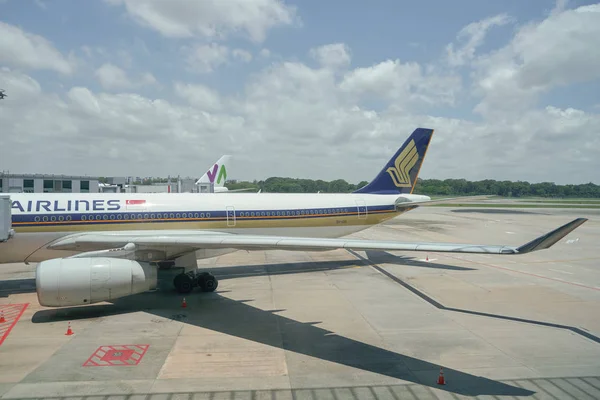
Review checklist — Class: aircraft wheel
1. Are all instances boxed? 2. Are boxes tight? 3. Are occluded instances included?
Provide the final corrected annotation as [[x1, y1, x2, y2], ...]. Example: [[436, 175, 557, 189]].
[[173, 273, 194, 294], [197, 273, 219, 292]]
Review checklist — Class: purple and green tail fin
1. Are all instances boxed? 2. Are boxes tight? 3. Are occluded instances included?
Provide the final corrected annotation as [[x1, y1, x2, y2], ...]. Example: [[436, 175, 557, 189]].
[[354, 128, 434, 195]]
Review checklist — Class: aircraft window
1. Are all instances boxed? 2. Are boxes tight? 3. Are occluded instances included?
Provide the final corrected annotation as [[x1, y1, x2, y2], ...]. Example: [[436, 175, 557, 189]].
[[144, 214, 149, 219], [110, 214, 115, 220], [137, 214, 142, 219], [170, 213, 174, 218], [58, 216, 64, 221], [251, 212, 255, 217], [42, 216, 48, 222], [103, 215, 108, 220], [260, 212, 264, 216], [96, 215, 102, 220], [117, 214, 122, 220], [66, 215, 71, 221], [124, 214, 129, 219], [35, 216, 41, 222], [296, 211, 300, 215], [81, 215, 86, 221], [50, 216, 56, 222], [206, 212, 211, 218], [151, 214, 156, 219], [176, 213, 181, 218], [194, 213, 199, 218], [200, 213, 205, 218]]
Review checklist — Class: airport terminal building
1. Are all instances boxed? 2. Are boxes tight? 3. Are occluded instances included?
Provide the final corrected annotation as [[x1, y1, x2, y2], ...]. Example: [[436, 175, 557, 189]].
[[0, 174, 100, 194]]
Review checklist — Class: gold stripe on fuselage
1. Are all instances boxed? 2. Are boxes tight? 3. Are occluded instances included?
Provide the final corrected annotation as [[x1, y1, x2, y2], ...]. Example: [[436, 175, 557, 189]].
[[12, 209, 408, 233]]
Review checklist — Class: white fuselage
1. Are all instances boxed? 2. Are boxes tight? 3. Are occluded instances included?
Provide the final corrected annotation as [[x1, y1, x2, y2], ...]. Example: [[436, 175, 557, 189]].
[[1, 192, 429, 263]]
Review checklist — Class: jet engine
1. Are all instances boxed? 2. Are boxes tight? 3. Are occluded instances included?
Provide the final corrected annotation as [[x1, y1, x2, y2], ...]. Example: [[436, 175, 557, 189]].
[[36, 257, 157, 307]]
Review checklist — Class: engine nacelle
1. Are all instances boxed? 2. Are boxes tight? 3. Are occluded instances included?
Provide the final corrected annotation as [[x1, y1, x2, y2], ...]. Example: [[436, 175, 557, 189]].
[[36, 257, 157, 307]]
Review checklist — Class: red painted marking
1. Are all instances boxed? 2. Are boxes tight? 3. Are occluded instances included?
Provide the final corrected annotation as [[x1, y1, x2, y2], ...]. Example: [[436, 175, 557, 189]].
[[126, 199, 146, 205], [83, 344, 149, 367], [0, 303, 29, 346]]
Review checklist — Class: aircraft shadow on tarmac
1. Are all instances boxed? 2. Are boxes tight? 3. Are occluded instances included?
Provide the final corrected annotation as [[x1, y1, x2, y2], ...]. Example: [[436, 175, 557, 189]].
[[0, 256, 471, 298], [30, 292, 534, 397], [363, 251, 475, 271]]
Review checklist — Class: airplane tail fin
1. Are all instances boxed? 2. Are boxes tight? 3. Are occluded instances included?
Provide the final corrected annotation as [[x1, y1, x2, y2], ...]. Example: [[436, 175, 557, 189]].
[[353, 128, 434, 195], [196, 155, 232, 187]]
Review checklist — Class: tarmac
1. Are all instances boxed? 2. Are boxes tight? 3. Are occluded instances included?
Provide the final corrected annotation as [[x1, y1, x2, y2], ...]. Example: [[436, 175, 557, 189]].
[[1, 206, 600, 399]]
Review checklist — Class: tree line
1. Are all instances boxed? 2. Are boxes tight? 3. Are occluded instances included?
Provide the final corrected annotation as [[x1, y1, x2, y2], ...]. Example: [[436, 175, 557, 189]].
[[226, 177, 600, 198]]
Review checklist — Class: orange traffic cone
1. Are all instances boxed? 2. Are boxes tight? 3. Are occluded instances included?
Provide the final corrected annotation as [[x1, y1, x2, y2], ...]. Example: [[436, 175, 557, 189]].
[[65, 322, 74, 336], [181, 297, 187, 308], [437, 367, 445, 385], [0, 311, 5, 323]]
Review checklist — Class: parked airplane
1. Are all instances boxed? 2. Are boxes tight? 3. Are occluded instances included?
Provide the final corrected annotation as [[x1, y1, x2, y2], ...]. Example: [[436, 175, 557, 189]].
[[196, 155, 254, 193], [196, 155, 231, 193], [0, 128, 586, 308]]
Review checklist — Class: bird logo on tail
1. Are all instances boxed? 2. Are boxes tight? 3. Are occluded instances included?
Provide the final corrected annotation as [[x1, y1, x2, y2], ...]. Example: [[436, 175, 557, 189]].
[[385, 139, 419, 188]]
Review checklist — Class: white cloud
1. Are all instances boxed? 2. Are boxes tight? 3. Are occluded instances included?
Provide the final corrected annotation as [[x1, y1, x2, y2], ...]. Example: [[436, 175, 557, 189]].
[[95, 63, 132, 90], [445, 14, 512, 67], [185, 43, 230, 73], [34, 0, 47, 10], [232, 49, 253, 63], [94, 63, 158, 90], [340, 60, 461, 107], [471, 4, 600, 118], [0, 22, 74, 74], [310, 43, 351, 70], [141, 72, 157, 86], [174, 82, 222, 111], [260, 48, 271, 58], [105, 0, 297, 42]]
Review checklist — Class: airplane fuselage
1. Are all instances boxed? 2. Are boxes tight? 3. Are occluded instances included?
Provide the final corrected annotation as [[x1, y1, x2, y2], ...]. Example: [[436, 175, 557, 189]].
[[1, 192, 428, 263]]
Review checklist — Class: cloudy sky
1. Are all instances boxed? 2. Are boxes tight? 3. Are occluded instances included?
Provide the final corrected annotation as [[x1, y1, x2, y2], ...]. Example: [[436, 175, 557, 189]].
[[1, 0, 599, 184]]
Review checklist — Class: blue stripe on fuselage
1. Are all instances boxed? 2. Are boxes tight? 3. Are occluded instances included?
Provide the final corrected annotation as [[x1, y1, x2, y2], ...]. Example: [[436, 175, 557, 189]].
[[11, 205, 396, 227]]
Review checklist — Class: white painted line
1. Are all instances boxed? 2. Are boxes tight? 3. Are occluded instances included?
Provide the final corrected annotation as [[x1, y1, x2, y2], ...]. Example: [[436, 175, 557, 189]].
[[505, 231, 516, 234], [549, 269, 573, 275]]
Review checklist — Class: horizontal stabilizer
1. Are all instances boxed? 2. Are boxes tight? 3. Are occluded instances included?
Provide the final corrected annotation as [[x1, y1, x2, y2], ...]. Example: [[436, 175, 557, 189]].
[[395, 195, 496, 208]]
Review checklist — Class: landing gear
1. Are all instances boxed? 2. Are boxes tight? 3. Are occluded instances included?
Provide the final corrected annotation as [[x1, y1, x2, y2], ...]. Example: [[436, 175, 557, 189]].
[[196, 272, 218, 292], [173, 272, 195, 294], [172, 271, 218, 294]]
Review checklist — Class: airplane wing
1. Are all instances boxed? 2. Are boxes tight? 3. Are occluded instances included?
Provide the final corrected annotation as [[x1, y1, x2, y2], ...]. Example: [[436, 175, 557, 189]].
[[48, 218, 587, 259]]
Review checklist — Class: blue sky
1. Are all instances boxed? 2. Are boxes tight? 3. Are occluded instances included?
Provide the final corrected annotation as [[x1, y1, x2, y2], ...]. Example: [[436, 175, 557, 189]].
[[1, 0, 599, 184]]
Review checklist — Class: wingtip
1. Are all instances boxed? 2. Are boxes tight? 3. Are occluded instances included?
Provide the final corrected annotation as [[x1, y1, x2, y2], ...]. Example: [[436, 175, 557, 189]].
[[516, 217, 588, 254]]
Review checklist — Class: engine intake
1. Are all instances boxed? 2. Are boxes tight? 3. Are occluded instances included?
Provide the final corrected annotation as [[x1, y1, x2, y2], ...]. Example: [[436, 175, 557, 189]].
[[36, 257, 157, 307]]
